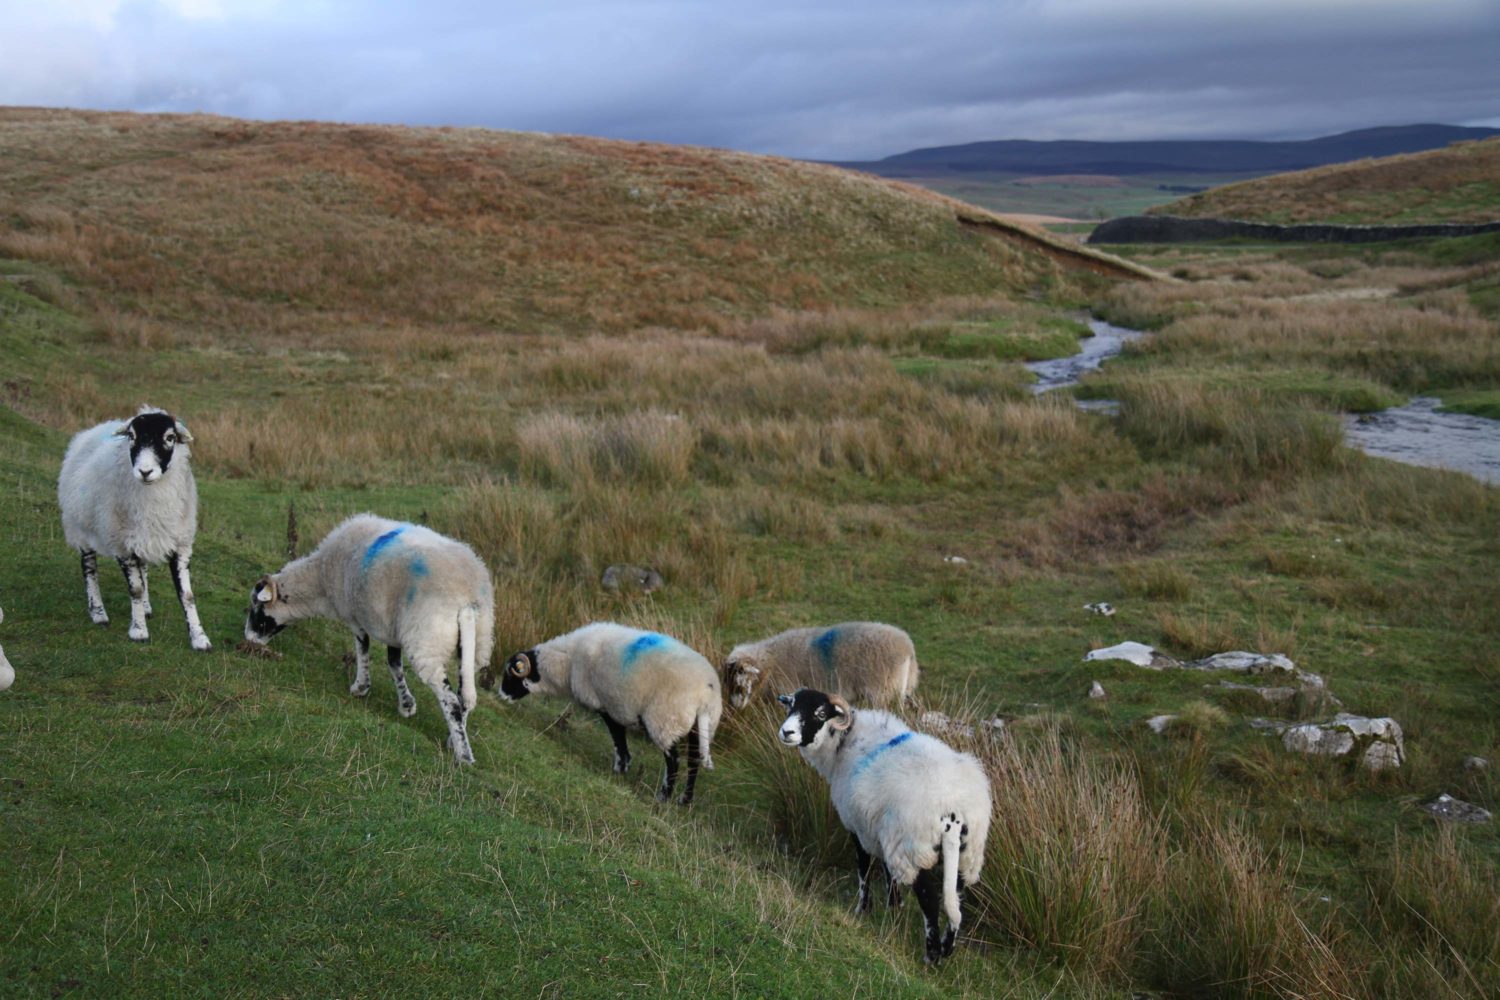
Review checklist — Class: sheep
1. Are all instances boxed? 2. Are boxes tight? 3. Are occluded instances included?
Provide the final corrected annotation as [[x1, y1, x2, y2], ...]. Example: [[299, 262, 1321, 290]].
[[243, 514, 495, 765], [497, 621, 721, 806], [723, 622, 918, 711], [57, 406, 211, 651], [776, 688, 991, 964], [0, 603, 13, 692]]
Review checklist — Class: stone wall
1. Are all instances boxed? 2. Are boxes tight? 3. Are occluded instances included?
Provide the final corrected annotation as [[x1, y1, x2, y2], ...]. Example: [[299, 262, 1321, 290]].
[[1087, 215, 1500, 245]]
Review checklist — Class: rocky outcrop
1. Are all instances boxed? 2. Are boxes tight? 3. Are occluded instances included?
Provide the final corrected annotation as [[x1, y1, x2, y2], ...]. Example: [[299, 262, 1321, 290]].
[[1088, 215, 1500, 245], [1282, 714, 1405, 770], [1421, 794, 1492, 823], [601, 564, 664, 594]]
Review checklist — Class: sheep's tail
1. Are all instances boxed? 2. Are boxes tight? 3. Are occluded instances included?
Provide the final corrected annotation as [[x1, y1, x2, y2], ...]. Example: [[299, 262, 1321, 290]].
[[696, 702, 719, 771], [941, 813, 963, 931], [458, 604, 478, 712]]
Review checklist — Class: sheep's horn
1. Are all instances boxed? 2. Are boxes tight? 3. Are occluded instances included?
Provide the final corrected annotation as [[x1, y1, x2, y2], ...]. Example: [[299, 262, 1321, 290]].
[[827, 693, 854, 730]]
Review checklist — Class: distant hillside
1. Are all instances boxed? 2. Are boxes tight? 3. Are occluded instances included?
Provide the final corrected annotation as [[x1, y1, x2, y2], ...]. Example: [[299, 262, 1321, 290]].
[[1148, 136, 1500, 224], [838, 124, 1500, 178], [0, 108, 1146, 338]]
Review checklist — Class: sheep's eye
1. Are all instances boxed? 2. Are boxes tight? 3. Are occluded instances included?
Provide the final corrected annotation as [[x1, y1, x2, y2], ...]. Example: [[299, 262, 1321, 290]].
[[814, 706, 828, 720], [164, 433, 176, 446]]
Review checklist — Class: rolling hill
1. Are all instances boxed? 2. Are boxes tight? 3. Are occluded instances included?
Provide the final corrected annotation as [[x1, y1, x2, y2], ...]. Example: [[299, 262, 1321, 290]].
[[1148, 135, 1500, 224], [831, 124, 1500, 222], [837, 124, 1500, 179], [0, 108, 1146, 340]]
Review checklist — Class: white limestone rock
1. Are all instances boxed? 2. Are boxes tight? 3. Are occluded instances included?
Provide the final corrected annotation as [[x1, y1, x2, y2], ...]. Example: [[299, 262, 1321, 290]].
[[1088, 680, 1107, 700], [1145, 714, 1176, 735], [1084, 641, 1181, 669], [1282, 713, 1404, 770]]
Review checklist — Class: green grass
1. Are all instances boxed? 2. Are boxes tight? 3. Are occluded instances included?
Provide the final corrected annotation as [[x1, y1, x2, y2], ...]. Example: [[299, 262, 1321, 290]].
[[1436, 389, 1500, 420], [2, 228, 1499, 998]]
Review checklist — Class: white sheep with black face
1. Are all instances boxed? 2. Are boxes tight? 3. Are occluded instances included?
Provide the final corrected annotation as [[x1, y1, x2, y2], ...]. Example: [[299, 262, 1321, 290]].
[[777, 688, 991, 964], [0, 603, 13, 692], [497, 621, 722, 806], [244, 514, 496, 765], [723, 622, 918, 711], [57, 406, 211, 651]]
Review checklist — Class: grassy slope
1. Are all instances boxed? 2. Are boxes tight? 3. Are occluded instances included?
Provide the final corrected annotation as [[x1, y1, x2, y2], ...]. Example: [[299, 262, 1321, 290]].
[[0, 107, 1146, 341], [1150, 138, 1500, 225], [0, 293, 1019, 1000], [3, 111, 1499, 998]]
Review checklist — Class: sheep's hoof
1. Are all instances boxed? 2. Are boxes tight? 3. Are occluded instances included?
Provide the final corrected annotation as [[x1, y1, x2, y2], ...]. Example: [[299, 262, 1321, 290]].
[[143, 604, 153, 618], [675, 794, 694, 807], [191, 634, 213, 652], [90, 613, 109, 626], [654, 788, 671, 803], [450, 741, 475, 765], [128, 627, 149, 642], [613, 758, 631, 775], [349, 682, 371, 697], [397, 697, 418, 718]]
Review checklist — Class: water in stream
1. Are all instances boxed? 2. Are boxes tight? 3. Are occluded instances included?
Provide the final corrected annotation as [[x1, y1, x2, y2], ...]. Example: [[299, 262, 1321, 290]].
[[1029, 320, 1500, 485], [1343, 398, 1500, 485]]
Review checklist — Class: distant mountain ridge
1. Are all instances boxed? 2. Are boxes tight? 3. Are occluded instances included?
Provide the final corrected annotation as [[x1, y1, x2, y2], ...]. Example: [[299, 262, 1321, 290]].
[[838, 124, 1500, 178]]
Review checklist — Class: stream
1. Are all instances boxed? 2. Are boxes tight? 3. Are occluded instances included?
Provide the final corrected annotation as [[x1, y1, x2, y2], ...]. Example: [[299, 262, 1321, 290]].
[[1029, 320, 1500, 485]]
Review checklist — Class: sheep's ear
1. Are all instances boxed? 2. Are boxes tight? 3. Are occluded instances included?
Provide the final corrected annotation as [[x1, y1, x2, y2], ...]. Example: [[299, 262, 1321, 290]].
[[827, 694, 853, 730], [254, 577, 278, 604], [741, 664, 761, 677], [174, 420, 194, 444], [777, 693, 794, 707], [113, 424, 133, 438]]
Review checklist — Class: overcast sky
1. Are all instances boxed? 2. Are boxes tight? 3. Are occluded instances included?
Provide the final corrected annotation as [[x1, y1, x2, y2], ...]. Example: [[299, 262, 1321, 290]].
[[2, 0, 1497, 160]]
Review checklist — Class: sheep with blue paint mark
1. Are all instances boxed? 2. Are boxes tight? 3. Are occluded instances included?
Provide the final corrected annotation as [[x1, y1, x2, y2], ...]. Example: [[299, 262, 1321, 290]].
[[777, 688, 991, 964], [723, 622, 918, 710], [243, 514, 495, 764], [498, 621, 721, 805]]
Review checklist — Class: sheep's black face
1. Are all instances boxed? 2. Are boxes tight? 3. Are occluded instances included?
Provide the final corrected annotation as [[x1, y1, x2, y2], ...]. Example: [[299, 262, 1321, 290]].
[[777, 688, 849, 748], [116, 411, 188, 485], [498, 650, 538, 702], [243, 577, 288, 644]]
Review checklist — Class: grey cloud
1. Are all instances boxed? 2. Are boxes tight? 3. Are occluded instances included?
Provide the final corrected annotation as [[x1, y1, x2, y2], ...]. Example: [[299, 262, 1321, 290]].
[[0, 1, 1496, 159]]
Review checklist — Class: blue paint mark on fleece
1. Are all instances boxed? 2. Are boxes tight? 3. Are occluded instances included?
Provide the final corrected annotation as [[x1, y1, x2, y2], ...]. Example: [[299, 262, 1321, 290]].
[[850, 731, 913, 779], [622, 632, 670, 671], [403, 557, 430, 606], [812, 628, 839, 673], [362, 525, 410, 574]]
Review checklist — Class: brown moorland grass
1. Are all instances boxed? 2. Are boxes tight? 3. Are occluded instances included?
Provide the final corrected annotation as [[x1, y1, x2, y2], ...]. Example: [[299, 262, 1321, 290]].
[[0, 107, 1150, 340], [1152, 136, 1500, 224]]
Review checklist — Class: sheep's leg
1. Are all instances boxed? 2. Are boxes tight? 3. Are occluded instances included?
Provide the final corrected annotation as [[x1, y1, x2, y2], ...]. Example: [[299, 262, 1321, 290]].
[[386, 646, 417, 717], [81, 550, 108, 625], [884, 861, 903, 908], [599, 712, 632, 774], [168, 552, 211, 652], [655, 741, 679, 803], [943, 874, 965, 958], [677, 732, 701, 807], [854, 841, 874, 914], [426, 674, 474, 765], [912, 866, 945, 964], [140, 564, 152, 618], [349, 630, 371, 696], [117, 555, 149, 642]]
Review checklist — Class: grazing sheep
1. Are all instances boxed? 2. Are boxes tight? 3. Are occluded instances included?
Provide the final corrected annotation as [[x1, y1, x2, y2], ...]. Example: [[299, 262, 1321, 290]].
[[777, 688, 991, 964], [243, 514, 495, 765], [0, 603, 13, 692], [724, 622, 918, 710], [57, 406, 211, 651], [498, 621, 721, 805]]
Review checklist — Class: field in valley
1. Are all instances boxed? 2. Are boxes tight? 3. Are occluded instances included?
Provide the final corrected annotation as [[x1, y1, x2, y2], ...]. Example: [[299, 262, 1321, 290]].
[[1, 110, 1497, 998]]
